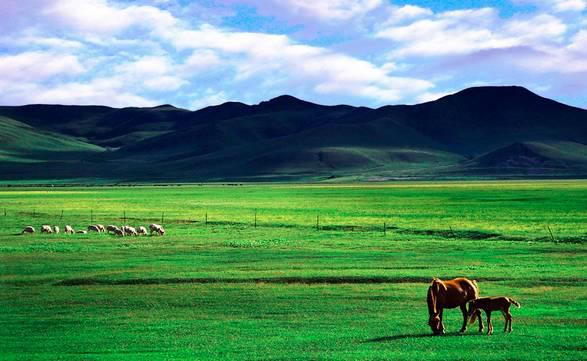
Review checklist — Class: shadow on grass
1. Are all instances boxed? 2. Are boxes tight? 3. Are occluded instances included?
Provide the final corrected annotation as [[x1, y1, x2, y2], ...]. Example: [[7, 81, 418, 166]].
[[365, 332, 481, 343]]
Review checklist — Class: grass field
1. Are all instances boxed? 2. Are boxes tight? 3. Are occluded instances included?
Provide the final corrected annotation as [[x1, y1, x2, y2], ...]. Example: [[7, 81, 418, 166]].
[[1, 180, 586, 360]]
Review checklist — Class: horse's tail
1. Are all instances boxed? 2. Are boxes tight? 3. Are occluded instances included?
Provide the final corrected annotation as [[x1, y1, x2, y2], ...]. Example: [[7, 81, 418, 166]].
[[509, 298, 521, 308]]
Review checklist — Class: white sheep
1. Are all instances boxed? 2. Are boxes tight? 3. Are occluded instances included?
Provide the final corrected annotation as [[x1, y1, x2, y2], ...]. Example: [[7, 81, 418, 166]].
[[87, 225, 101, 233], [149, 223, 165, 236], [122, 226, 138, 236], [21, 226, 35, 234]]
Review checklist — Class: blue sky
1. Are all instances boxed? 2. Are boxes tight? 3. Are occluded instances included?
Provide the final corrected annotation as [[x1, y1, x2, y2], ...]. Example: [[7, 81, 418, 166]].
[[0, 0, 585, 109]]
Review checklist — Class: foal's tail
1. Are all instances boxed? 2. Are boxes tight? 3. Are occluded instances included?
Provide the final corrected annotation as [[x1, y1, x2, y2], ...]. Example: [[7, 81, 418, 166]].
[[509, 298, 521, 308]]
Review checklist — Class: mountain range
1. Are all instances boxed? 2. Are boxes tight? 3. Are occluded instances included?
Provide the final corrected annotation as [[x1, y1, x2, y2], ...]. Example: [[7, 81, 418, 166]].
[[0, 86, 586, 183]]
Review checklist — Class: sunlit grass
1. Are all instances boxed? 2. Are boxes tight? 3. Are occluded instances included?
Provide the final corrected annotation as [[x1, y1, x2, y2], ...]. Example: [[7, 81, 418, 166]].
[[0, 180, 585, 360]]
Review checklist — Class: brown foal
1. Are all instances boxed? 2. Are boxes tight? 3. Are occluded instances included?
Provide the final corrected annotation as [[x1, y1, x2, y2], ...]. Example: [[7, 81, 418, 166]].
[[467, 296, 521, 334]]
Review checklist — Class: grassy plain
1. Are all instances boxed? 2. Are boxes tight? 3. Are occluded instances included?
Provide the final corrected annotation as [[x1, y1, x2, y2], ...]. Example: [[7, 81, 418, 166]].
[[0, 180, 586, 360]]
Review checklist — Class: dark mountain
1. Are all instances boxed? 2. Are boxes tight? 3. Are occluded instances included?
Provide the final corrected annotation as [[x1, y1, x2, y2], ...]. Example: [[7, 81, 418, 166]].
[[0, 86, 585, 182]]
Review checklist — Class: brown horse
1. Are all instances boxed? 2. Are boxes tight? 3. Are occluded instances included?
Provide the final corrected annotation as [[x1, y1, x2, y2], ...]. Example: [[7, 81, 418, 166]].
[[427, 277, 483, 334]]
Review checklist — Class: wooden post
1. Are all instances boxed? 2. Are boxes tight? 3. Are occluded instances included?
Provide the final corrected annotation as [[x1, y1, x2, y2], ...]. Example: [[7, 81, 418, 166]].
[[205, 212, 208, 227], [60, 210, 64, 221], [161, 212, 165, 224], [254, 209, 257, 228], [316, 215, 320, 231], [123, 211, 126, 224], [547, 225, 556, 242], [32, 209, 35, 218], [384, 222, 386, 236], [3, 208, 6, 216]]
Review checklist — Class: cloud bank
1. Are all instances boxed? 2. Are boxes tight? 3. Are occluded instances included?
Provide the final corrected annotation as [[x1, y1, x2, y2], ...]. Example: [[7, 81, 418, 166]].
[[0, 0, 585, 109]]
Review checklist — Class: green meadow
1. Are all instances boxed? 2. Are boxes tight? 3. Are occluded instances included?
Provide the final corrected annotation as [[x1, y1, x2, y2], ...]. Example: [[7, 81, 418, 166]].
[[0, 180, 586, 360]]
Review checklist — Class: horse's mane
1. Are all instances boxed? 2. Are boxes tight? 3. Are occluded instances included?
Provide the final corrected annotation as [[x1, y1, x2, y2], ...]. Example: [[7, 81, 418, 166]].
[[470, 279, 480, 298], [428, 278, 446, 317]]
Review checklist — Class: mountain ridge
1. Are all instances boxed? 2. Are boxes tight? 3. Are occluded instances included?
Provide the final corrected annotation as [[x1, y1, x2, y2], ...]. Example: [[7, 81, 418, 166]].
[[0, 86, 585, 182]]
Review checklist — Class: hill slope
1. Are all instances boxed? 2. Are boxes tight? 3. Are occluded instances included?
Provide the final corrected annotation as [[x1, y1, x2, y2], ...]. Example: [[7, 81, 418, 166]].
[[0, 86, 585, 182]]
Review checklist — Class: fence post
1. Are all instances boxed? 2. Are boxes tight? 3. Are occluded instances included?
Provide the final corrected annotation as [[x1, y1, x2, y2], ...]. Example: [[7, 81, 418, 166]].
[[384, 222, 386, 236], [123, 211, 126, 224], [205, 212, 208, 227], [3, 208, 6, 216], [60, 210, 64, 221], [547, 225, 556, 242], [316, 215, 320, 231], [254, 209, 257, 228], [161, 212, 165, 224]]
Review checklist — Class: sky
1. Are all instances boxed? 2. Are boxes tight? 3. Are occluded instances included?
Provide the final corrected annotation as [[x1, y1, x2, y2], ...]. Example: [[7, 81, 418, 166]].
[[0, 0, 585, 109]]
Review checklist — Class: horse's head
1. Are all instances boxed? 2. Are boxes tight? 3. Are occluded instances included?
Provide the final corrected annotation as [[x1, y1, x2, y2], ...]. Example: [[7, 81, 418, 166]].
[[467, 300, 478, 318], [428, 315, 442, 334]]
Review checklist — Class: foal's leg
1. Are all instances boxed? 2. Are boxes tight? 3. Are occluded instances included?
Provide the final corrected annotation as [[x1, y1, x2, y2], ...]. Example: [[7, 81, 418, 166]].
[[477, 310, 484, 332], [459, 304, 468, 333], [501, 310, 508, 333], [506, 310, 513, 332], [487, 311, 493, 335]]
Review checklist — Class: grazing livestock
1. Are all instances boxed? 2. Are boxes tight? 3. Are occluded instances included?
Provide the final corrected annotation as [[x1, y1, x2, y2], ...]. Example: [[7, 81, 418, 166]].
[[123, 226, 138, 236], [77, 230, 88, 234], [21, 226, 35, 234], [106, 225, 120, 234], [427, 277, 483, 335], [53, 226, 60, 234], [64, 225, 74, 234], [149, 223, 165, 236], [41, 225, 53, 234], [96, 224, 106, 233], [88, 225, 101, 233], [113, 228, 125, 236], [468, 297, 520, 334], [137, 226, 148, 236]]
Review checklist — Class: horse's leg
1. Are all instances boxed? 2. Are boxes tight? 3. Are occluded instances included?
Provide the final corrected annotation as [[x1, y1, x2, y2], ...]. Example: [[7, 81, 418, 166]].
[[487, 311, 493, 335], [439, 308, 445, 334], [459, 304, 468, 333], [477, 310, 484, 332]]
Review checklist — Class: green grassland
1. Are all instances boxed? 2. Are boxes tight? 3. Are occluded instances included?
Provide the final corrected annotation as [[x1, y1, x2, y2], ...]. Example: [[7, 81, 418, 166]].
[[0, 180, 586, 360]]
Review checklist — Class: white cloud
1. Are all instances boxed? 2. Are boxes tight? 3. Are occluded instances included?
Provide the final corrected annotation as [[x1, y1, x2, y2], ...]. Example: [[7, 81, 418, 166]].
[[43, 0, 177, 36], [181, 50, 221, 75], [0, 77, 156, 107], [513, 0, 586, 12], [384, 5, 433, 24], [162, 24, 433, 102], [115, 55, 187, 91], [143, 76, 187, 91], [510, 30, 587, 73], [281, 0, 383, 21], [377, 8, 567, 57], [0, 51, 84, 81], [416, 91, 452, 103], [190, 89, 228, 109]]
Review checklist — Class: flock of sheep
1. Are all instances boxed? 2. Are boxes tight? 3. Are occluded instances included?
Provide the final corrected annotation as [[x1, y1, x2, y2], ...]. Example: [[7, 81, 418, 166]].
[[21, 223, 165, 236]]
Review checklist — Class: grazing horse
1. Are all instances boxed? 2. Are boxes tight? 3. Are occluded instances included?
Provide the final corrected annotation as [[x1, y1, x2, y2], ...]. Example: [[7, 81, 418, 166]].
[[427, 277, 483, 335]]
